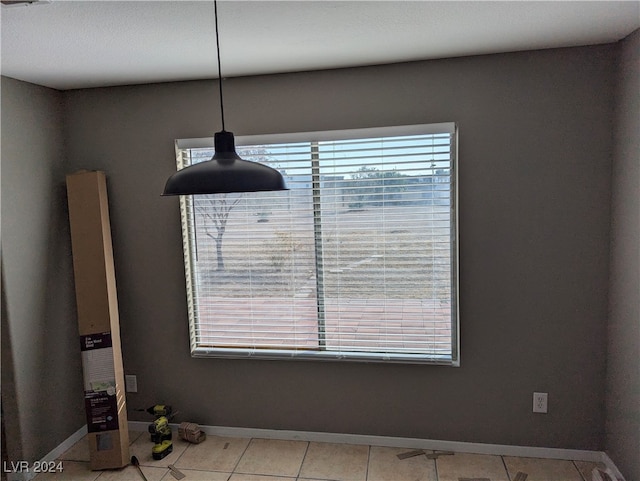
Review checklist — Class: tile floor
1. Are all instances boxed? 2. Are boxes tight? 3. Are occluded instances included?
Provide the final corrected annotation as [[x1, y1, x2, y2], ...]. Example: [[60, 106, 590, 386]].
[[33, 430, 607, 481]]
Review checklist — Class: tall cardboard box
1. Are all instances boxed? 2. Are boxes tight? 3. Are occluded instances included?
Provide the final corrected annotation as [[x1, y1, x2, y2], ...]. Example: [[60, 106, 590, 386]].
[[66, 171, 130, 470]]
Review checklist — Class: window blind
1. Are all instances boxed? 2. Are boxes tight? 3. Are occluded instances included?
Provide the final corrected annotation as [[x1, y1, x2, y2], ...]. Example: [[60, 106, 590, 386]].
[[176, 123, 458, 364]]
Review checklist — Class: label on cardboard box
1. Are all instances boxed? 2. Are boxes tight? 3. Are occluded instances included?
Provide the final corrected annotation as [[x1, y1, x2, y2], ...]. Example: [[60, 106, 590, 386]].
[[80, 332, 119, 433], [84, 392, 119, 433]]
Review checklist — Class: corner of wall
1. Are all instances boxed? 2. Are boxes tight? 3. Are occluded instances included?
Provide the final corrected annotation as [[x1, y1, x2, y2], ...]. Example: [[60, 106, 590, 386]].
[[604, 27, 640, 481]]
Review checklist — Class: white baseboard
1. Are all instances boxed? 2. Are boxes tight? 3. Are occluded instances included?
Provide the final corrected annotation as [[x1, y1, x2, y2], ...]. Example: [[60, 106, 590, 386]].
[[131, 420, 605, 463], [5, 425, 88, 481]]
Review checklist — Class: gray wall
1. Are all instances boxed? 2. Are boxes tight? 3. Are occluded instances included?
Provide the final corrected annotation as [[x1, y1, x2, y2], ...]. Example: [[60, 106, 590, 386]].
[[1, 77, 84, 462], [62, 45, 615, 450], [606, 29, 640, 480]]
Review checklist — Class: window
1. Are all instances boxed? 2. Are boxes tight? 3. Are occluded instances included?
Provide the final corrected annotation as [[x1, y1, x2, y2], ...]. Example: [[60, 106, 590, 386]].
[[175, 123, 459, 364]]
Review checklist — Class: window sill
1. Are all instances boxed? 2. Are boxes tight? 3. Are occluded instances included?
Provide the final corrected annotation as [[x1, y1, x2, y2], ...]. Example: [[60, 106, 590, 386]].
[[191, 346, 458, 366]]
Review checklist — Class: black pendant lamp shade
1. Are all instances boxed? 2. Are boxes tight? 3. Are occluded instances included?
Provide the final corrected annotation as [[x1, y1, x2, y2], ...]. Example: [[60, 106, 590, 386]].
[[162, 130, 287, 195], [162, 0, 287, 196]]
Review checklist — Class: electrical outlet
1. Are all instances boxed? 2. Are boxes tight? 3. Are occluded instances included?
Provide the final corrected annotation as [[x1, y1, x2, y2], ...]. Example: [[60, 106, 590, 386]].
[[125, 375, 138, 393], [533, 392, 548, 413]]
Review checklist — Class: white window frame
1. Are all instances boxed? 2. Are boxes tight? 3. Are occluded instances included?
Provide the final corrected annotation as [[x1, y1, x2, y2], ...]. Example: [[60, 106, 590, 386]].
[[175, 123, 459, 365]]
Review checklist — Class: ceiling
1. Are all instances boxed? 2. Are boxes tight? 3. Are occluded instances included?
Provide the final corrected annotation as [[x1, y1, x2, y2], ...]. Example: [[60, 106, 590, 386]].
[[1, 0, 639, 91]]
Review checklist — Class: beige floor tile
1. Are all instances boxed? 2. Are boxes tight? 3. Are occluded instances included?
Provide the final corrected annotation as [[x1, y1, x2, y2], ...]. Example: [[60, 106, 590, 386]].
[[173, 435, 251, 472], [95, 465, 166, 481], [129, 432, 189, 468], [234, 438, 308, 477], [59, 437, 91, 462], [574, 461, 608, 480], [367, 446, 436, 481], [128, 430, 146, 444], [504, 457, 583, 481], [229, 475, 295, 481], [31, 461, 99, 481], [436, 452, 509, 481], [298, 442, 369, 481]]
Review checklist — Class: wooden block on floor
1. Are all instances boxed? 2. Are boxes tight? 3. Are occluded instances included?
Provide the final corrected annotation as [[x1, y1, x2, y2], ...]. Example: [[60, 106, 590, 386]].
[[396, 449, 425, 460]]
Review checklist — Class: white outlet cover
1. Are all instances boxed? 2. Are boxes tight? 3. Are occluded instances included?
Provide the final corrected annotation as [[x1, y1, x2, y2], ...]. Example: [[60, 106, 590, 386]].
[[125, 375, 138, 393], [533, 392, 548, 413]]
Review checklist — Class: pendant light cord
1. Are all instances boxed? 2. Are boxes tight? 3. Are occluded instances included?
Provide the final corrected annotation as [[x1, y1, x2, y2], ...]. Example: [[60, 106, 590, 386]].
[[214, 0, 225, 131]]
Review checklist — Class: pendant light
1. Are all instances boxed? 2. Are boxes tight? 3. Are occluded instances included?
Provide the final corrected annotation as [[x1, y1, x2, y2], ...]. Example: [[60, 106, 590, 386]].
[[163, 1, 287, 196]]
